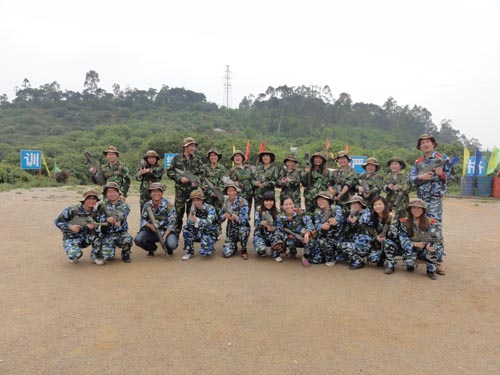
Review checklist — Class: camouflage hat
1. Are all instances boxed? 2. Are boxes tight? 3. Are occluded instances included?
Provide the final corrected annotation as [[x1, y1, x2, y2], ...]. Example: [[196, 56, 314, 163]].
[[362, 157, 381, 171], [416, 134, 437, 150], [310, 152, 327, 165], [223, 181, 240, 194], [102, 181, 121, 195], [148, 182, 165, 192], [80, 188, 100, 203], [207, 148, 222, 160], [142, 150, 160, 161], [346, 194, 366, 207], [387, 156, 407, 170], [189, 188, 205, 201], [314, 191, 334, 202], [284, 154, 298, 163], [334, 151, 351, 162], [103, 146, 120, 156], [407, 198, 427, 210], [262, 191, 276, 201], [258, 150, 275, 163], [230, 150, 245, 161], [182, 137, 198, 148]]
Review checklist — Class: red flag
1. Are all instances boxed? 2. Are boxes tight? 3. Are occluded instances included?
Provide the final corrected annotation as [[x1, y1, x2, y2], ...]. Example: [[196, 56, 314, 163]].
[[345, 144, 349, 153], [259, 141, 265, 153], [244, 141, 251, 162], [325, 137, 330, 156]]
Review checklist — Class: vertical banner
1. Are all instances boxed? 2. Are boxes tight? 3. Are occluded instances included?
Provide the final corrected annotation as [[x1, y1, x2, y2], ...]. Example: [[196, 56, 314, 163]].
[[20, 150, 42, 170]]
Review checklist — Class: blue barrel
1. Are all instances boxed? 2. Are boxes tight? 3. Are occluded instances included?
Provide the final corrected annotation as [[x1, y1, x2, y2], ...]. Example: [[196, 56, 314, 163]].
[[476, 176, 493, 197], [461, 176, 476, 196]]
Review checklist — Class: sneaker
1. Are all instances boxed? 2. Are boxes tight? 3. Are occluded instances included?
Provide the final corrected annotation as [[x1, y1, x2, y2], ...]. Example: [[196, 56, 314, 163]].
[[122, 252, 132, 263], [349, 262, 365, 270], [325, 261, 336, 267], [240, 252, 248, 260], [93, 257, 105, 266], [406, 265, 415, 272], [385, 266, 394, 275], [275, 256, 283, 263], [427, 271, 437, 280], [182, 253, 194, 261], [302, 256, 310, 267], [68, 257, 79, 264], [147, 250, 155, 257]]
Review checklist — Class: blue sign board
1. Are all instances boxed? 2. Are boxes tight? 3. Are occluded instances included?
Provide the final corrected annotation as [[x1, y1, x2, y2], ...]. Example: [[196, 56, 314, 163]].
[[465, 156, 487, 176], [20, 150, 42, 170], [350, 156, 367, 174], [164, 153, 178, 169]]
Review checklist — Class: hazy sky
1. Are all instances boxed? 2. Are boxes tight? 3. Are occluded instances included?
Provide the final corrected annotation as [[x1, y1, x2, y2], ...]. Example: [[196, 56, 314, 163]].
[[1, 0, 499, 149]]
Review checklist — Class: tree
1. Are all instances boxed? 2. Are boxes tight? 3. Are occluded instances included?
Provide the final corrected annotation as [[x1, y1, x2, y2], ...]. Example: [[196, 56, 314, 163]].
[[83, 70, 100, 96]]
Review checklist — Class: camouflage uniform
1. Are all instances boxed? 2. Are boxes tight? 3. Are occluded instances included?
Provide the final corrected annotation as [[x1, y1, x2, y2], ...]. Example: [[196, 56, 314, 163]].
[[134, 197, 178, 255], [253, 165, 279, 211], [327, 165, 357, 207], [382, 171, 409, 217], [204, 163, 227, 213], [220, 195, 250, 258], [166, 142, 205, 234], [277, 155, 302, 205], [301, 152, 328, 213], [253, 206, 283, 258], [136, 150, 164, 211], [229, 164, 255, 219], [94, 197, 133, 262], [369, 217, 403, 268], [100, 160, 131, 198], [183, 200, 219, 257], [308, 204, 345, 264], [278, 209, 315, 258]]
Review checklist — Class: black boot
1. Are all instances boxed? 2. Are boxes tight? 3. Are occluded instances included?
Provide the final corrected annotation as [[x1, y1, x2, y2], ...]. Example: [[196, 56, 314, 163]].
[[122, 250, 132, 263]]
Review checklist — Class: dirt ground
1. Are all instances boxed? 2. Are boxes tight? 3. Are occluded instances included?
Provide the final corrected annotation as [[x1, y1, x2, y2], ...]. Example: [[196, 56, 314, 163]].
[[0, 187, 499, 375]]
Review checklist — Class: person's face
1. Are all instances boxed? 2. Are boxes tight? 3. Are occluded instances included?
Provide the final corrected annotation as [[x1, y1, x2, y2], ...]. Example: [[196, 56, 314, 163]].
[[150, 189, 163, 202], [286, 160, 296, 170], [185, 143, 196, 155], [317, 197, 329, 209], [419, 139, 435, 153], [262, 154, 271, 164], [209, 153, 219, 164], [106, 152, 118, 163], [351, 202, 362, 212], [147, 156, 157, 165], [389, 161, 401, 173], [227, 187, 237, 200], [365, 164, 376, 174], [83, 196, 98, 210], [233, 154, 243, 164], [192, 198, 203, 209], [411, 206, 424, 218], [263, 199, 274, 210], [105, 188, 120, 203], [313, 156, 323, 166], [337, 156, 349, 167], [372, 199, 385, 214], [282, 198, 295, 214]]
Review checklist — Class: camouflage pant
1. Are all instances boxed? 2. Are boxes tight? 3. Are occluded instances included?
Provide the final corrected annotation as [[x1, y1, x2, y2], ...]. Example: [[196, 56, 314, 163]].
[[174, 188, 193, 234], [337, 239, 371, 265], [422, 197, 445, 262], [182, 224, 217, 256], [405, 244, 440, 273], [92, 232, 133, 260], [253, 229, 282, 258], [308, 237, 339, 264], [285, 238, 315, 258], [62, 235, 92, 261], [134, 230, 178, 253], [368, 238, 402, 266], [222, 222, 250, 257]]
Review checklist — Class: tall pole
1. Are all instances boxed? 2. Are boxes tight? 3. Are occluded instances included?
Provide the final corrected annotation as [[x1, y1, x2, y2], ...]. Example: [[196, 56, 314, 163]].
[[223, 65, 232, 108]]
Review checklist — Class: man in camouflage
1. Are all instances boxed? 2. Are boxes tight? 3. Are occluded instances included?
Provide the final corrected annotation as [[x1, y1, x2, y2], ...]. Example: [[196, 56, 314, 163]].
[[383, 156, 409, 217], [166, 137, 205, 234], [277, 154, 302, 205], [90, 146, 131, 199], [136, 150, 164, 211], [229, 150, 255, 220], [93, 182, 133, 264]]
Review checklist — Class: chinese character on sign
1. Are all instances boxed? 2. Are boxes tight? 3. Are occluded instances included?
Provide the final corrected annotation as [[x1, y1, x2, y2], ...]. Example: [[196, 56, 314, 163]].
[[164, 153, 178, 169], [350, 156, 367, 175], [20, 150, 42, 170], [465, 157, 487, 176]]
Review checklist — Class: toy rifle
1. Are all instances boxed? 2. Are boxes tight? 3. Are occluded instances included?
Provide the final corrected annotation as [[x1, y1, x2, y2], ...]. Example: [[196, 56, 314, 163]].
[[84, 151, 106, 185], [410, 232, 442, 244], [417, 158, 447, 175], [189, 202, 198, 228], [304, 152, 312, 187], [348, 205, 356, 220], [312, 206, 334, 238], [358, 178, 371, 195], [283, 228, 305, 243], [146, 205, 170, 255], [69, 215, 109, 228], [175, 168, 224, 205], [261, 211, 274, 229]]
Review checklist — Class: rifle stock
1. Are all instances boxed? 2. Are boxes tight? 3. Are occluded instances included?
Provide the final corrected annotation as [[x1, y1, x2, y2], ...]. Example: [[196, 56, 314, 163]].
[[84, 151, 106, 185], [146, 205, 169, 255]]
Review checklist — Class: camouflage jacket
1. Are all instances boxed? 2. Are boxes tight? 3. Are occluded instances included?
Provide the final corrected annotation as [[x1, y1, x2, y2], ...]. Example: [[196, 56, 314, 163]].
[[354, 172, 384, 202], [398, 217, 443, 253], [219, 195, 250, 228], [277, 167, 302, 203], [95, 198, 131, 235], [204, 163, 227, 196], [277, 209, 314, 242], [140, 198, 177, 235], [383, 171, 409, 214], [54, 203, 98, 239], [166, 153, 205, 195], [253, 164, 280, 199], [136, 162, 164, 189], [328, 166, 357, 202], [312, 204, 345, 239], [343, 208, 373, 242], [187, 202, 219, 235], [229, 165, 255, 199], [100, 160, 131, 197], [254, 206, 282, 238], [300, 167, 328, 196], [409, 151, 451, 199]]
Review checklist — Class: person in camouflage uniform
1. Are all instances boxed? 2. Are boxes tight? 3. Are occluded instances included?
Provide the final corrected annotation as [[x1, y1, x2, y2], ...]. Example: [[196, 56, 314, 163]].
[[398, 198, 443, 280], [90, 146, 131, 199], [354, 157, 384, 205], [308, 191, 344, 266], [54, 188, 101, 264], [253, 150, 280, 212], [278, 196, 314, 266], [136, 150, 164, 212], [327, 151, 357, 207], [253, 191, 285, 261], [93, 182, 133, 264], [337, 195, 373, 270], [369, 196, 404, 274], [277, 154, 301, 206], [301, 152, 328, 213], [182, 189, 219, 260], [204, 148, 227, 229], [166, 137, 205, 234], [229, 150, 255, 220], [382, 157, 409, 217], [408, 134, 450, 275], [134, 182, 178, 257], [220, 182, 250, 259]]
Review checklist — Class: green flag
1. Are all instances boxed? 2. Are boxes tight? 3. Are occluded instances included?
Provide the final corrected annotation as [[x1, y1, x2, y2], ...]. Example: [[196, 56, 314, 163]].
[[486, 146, 500, 175]]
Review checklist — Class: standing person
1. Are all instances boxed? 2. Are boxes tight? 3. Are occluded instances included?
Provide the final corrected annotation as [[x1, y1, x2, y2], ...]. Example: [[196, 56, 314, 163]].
[[399, 198, 443, 280], [327, 151, 356, 206], [383, 157, 409, 217], [134, 182, 178, 257], [277, 154, 302, 206], [252, 192, 285, 261], [136, 150, 164, 212], [93, 182, 133, 264], [229, 150, 255, 220], [253, 149, 279, 212], [220, 182, 251, 259], [54, 188, 101, 264], [204, 148, 227, 225], [89, 146, 131, 200], [301, 152, 328, 213], [308, 191, 344, 266], [409, 134, 450, 275], [337, 195, 373, 270], [166, 137, 205, 235], [182, 189, 219, 260], [354, 157, 384, 205], [278, 196, 315, 266]]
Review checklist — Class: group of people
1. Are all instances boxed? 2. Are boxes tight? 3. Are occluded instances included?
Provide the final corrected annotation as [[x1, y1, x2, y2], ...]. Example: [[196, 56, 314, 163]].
[[54, 134, 451, 280]]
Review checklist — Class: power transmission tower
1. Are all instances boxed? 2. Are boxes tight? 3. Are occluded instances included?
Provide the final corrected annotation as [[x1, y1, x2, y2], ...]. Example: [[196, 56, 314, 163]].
[[223, 65, 232, 108]]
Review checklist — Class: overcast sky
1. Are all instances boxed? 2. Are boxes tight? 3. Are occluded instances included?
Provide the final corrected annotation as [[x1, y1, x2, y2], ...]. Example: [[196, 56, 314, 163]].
[[1, 0, 499, 149]]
